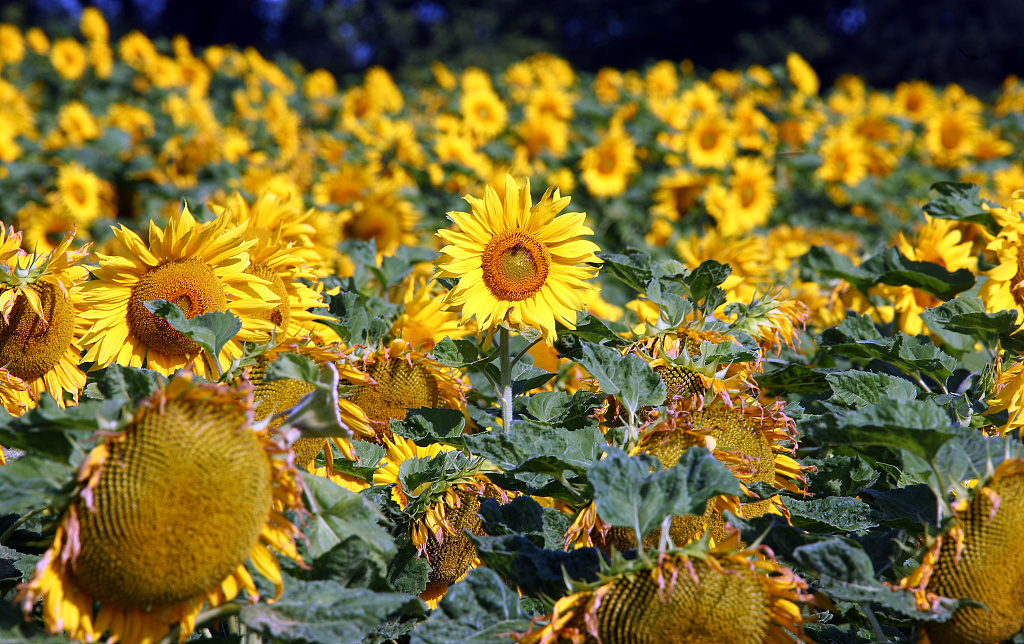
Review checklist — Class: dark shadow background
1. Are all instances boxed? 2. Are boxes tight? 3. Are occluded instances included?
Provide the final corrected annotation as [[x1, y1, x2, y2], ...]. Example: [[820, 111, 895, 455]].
[[5, 0, 1024, 93]]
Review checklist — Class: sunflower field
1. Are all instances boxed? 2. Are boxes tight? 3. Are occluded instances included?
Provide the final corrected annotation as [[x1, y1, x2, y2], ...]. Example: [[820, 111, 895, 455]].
[[3, 9, 1024, 644]]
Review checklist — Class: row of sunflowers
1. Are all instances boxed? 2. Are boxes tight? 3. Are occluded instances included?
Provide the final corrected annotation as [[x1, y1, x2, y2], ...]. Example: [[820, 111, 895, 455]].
[[2, 7, 1024, 644]]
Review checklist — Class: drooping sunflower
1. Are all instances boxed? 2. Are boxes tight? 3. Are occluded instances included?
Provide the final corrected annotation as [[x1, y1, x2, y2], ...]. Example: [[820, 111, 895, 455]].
[[247, 342, 375, 469], [373, 434, 506, 607], [434, 174, 602, 345], [346, 340, 467, 443], [78, 204, 281, 380], [17, 373, 303, 644], [0, 228, 91, 410], [900, 459, 1024, 644], [515, 533, 812, 644]]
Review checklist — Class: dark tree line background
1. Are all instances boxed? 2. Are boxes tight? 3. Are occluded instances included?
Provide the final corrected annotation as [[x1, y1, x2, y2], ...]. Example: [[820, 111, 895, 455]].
[[4, 0, 1024, 93]]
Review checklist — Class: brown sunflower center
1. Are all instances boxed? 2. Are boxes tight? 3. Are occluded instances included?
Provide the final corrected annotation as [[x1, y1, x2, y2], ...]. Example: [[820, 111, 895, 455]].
[[348, 358, 441, 440], [125, 259, 227, 357], [700, 129, 718, 150], [926, 468, 1024, 643], [481, 229, 551, 302], [595, 560, 770, 643], [72, 395, 272, 607], [598, 151, 617, 173], [244, 262, 291, 330], [69, 183, 88, 207], [0, 282, 76, 380], [941, 120, 963, 150], [698, 407, 776, 484]]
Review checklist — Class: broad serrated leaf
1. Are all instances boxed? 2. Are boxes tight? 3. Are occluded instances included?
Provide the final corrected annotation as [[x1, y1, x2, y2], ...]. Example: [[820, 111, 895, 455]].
[[597, 252, 655, 292], [478, 496, 572, 551], [826, 370, 917, 406], [240, 575, 424, 644], [469, 533, 603, 598], [87, 364, 163, 405], [921, 296, 1019, 347], [561, 313, 630, 346], [0, 456, 74, 515], [280, 363, 354, 441], [577, 341, 665, 422], [143, 300, 242, 365], [409, 568, 533, 644], [787, 497, 879, 532], [588, 446, 742, 540], [463, 421, 602, 479], [301, 471, 395, 560], [861, 247, 975, 300], [430, 337, 484, 368], [391, 408, 467, 449], [0, 397, 120, 464], [806, 399, 961, 460], [755, 364, 831, 395], [922, 181, 999, 232]]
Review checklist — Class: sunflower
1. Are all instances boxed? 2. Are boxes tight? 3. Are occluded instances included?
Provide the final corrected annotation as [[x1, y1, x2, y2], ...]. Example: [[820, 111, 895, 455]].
[[17, 373, 303, 644], [247, 343, 375, 476], [460, 89, 508, 142], [892, 80, 936, 121], [686, 111, 737, 169], [0, 227, 91, 411], [676, 228, 772, 306], [514, 112, 569, 159], [347, 340, 467, 443], [723, 156, 776, 234], [901, 459, 1024, 644], [434, 175, 602, 345], [924, 103, 982, 168], [340, 189, 420, 258], [515, 533, 812, 644], [979, 199, 1024, 316], [311, 164, 370, 207], [786, 52, 819, 96], [579, 123, 639, 198], [55, 161, 103, 223], [373, 434, 505, 607], [650, 168, 707, 222], [50, 38, 88, 81], [983, 359, 1024, 435], [209, 201, 332, 342], [78, 204, 281, 380], [391, 277, 475, 351]]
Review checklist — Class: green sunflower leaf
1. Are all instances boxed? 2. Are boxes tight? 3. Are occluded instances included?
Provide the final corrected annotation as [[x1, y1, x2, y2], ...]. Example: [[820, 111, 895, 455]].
[[0, 396, 121, 465], [478, 496, 573, 551], [469, 533, 603, 598], [921, 296, 1019, 348], [597, 252, 656, 292], [391, 407, 467, 449], [561, 313, 631, 346], [755, 364, 830, 395], [240, 575, 425, 644], [801, 247, 975, 300], [577, 341, 665, 423], [588, 446, 742, 541], [922, 181, 999, 233], [792, 538, 965, 621], [0, 455, 75, 516], [408, 568, 534, 644], [85, 363, 164, 405], [463, 421, 603, 479], [826, 370, 917, 407], [300, 471, 396, 561], [143, 300, 242, 367], [280, 363, 354, 441], [679, 259, 730, 313], [786, 497, 879, 532], [264, 353, 320, 384]]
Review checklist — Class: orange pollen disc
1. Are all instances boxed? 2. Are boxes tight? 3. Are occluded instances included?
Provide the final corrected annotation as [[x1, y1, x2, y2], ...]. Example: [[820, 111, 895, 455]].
[[481, 229, 551, 302]]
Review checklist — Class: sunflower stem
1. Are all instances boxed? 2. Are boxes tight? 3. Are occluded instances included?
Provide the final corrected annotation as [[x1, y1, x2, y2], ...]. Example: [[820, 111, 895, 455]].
[[0, 508, 40, 545], [499, 326, 514, 429], [859, 602, 887, 642]]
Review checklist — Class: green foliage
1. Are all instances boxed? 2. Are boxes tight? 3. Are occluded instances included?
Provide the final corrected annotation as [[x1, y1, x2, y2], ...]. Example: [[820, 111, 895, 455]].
[[576, 341, 665, 424], [143, 299, 242, 368], [588, 446, 742, 541]]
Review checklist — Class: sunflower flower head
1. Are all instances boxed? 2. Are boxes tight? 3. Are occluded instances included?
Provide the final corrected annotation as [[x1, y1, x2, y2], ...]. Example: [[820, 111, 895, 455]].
[[515, 533, 812, 644], [900, 459, 1024, 644], [372, 434, 505, 607], [434, 175, 602, 346], [17, 373, 303, 644], [0, 227, 91, 410], [78, 204, 282, 379]]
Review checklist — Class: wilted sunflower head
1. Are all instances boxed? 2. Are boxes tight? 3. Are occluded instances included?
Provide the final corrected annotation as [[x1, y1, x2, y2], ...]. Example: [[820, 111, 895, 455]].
[[515, 535, 812, 644], [17, 373, 303, 644], [0, 227, 91, 410], [373, 434, 507, 607], [903, 459, 1024, 644], [347, 340, 467, 443], [247, 343, 376, 464]]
